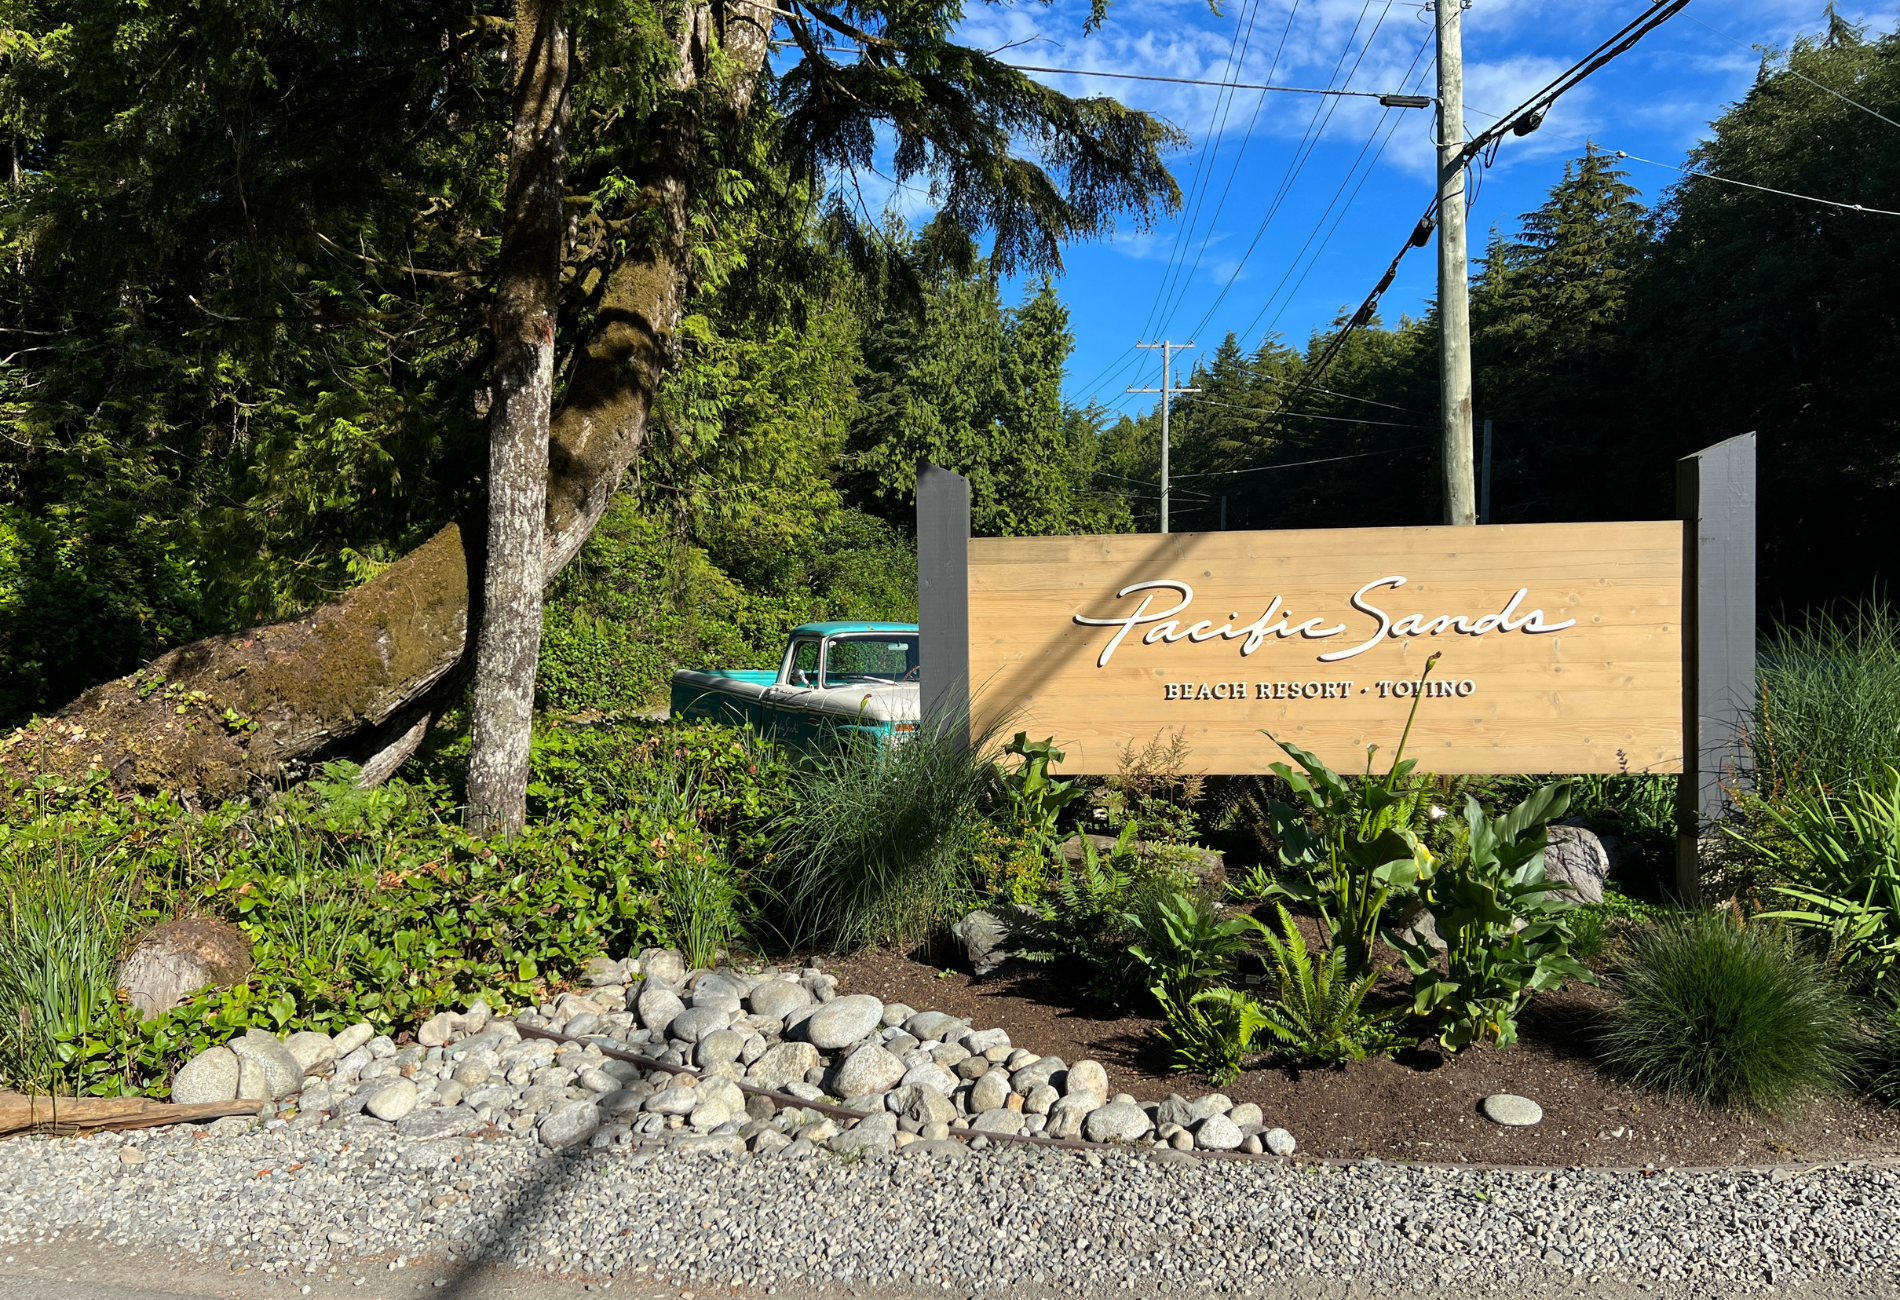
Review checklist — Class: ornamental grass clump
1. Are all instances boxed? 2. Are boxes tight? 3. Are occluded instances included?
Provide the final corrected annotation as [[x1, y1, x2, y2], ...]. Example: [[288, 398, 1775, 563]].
[[1599, 913, 1856, 1114]]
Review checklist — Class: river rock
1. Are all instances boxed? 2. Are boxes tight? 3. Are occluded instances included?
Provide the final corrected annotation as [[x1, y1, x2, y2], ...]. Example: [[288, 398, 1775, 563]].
[[1544, 824, 1611, 904], [1481, 1093, 1544, 1126], [1154, 1094, 1196, 1128], [332, 1022, 375, 1056], [1010, 1055, 1065, 1094], [971, 1107, 1024, 1136], [1024, 1084, 1059, 1115], [1194, 1113, 1244, 1150], [645, 1086, 700, 1116], [365, 1078, 418, 1122], [970, 1070, 1010, 1114], [835, 1044, 907, 1098], [1046, 1092, 1101, 1140], [1229, 1102, 1263, 1127], [540, 1099, 603, 1150], [804, 995, 883, 1049], [229, 1030, 302, 1099], [1264, 1127, 1297, 1155], [1084, 1100, 1153, 1143], [903, 1011, 961, 1042], [282, 1032, 335, 1074], [963, 1028, 1011, 1055], [396, 1105, 482, 1140], [416, 1012, 464, 1047], [746, 980, 811, 1022], [636, 987, 685, 1037], [899, 1062, 958, 1096], [695, 1029, 745, 1068], [171, 1046, 240, 1104], [1188, 1093, 1233, 1121], [667, 1006, 728, 1043], [637, 948, 686, 985], [116, 918, 254, 1020], [742, 1041, 814, 1090], [829, 1110, 899, 1154]]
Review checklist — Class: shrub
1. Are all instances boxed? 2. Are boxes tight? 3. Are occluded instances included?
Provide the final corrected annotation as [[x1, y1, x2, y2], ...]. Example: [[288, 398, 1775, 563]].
[[1249, 904, 1406, 1065], [1163, 987, 1269, 1086], [1129, 887, 1253, 1011], [1866, 993, 1900, 1106], [1599, 914, 1856, 1113], [1739, 764, 1900, 991], [768, 708, 998, 952], [1755, 599, 1900, 796]]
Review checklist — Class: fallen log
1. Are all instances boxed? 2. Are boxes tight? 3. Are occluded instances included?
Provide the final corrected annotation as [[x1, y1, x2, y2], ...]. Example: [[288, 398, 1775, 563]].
[[0, 1091, 266, 1138]]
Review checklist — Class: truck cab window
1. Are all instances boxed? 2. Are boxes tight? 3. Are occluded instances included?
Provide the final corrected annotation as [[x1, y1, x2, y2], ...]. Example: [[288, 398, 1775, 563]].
[[822, 635, 920, 688], [786, 639, 820, 686]]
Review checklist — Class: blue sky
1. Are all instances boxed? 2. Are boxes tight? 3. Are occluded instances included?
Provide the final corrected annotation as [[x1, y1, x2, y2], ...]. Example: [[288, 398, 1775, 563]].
[[845, 0, 1891, 412]]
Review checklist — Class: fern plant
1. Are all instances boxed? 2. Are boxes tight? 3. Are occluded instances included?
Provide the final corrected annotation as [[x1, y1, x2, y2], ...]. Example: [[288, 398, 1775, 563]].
[[1158, 986, 1270, 1085], [1128, 887, 1254, 1010], [1249, 904, 1409, 1064]]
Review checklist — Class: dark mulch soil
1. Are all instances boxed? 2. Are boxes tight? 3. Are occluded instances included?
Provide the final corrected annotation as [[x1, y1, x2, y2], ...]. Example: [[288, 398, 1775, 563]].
[[821, 944, 1900, 1169]]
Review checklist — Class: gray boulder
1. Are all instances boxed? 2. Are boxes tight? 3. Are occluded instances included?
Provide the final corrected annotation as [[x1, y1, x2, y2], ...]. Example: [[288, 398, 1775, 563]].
[[828, 1110, 899, 1155], [969, 1070, 1011, 1114], [695, 1029, 745, 1068], [1065, 1058, 1108, 1098], [1046, 1092, 1101, 1140], [1009, 1055, 1064, 1094], [972, 1108, 1024, 1136], [950, 904, 1042, 976], [365, 1078, 418, 1122], [1544, 824, 1611, 904], [803, 994, 883, 1049], [903, 1010, 962, 1042], [636, 986, 686, 1037], [171, 1045, 240, 1104], [1154, 1093, 1196, 1128], [835, 1044, 907, 1099], [332, 1022, 375, 1056], [1264, 1127, 1297, 1155], [637, 948, 686, 985], [396, 1105, 482, 1140], [899, 1062, 958, 1096], [282, 1032, 335, 1074], [1193, 1113, 1244, 1150], [667, 1006, 728, 1043], [116, 918, 254, 1021]]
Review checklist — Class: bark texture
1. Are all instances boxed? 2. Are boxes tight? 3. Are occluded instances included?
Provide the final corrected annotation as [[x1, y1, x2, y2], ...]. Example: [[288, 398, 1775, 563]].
[[467, 0, 572, 835], [0, 2, 775, 803]]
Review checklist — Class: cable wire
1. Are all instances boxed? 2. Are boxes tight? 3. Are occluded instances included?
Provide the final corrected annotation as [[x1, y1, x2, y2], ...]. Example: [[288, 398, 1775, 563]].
[[1613, 149, 1900, 216], [1686, 12, 1900, 134]]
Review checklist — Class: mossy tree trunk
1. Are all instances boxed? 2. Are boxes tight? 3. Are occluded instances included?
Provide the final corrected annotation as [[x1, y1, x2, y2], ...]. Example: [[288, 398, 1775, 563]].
[[468, 0, 572, 836], [0, 1, 777, 806]]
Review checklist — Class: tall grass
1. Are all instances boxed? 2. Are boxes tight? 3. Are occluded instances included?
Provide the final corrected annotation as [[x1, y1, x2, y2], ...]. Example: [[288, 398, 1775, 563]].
[[1599, 914, 1855, 1114], [769, 707, 1002, 953], [1756, 599, 1900, 795], [0, 841, 132, 1093]]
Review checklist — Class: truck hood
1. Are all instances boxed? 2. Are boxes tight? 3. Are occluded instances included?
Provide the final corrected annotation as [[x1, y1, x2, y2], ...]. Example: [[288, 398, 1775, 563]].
[[801, 681, 921, 723]]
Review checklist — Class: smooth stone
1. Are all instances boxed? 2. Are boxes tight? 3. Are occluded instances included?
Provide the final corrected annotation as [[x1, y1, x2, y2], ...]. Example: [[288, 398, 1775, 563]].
[[689, 987, 742, 1015], [1194, 1113, 1244, 1150], [902, 1011, 961, 1042], [282, 1032, 335, 1073], [805, 995, 884, 1050], [1264, 1127, 1297, 1155], [1009, 1055, 1065, 1094], [963, 1028, 1011, 1055], [829, 1110, 899, 1154], [1064, 1058, 1108, 1098], [1154, 1093, 1196, 1128], [562, 1012, 602, 1038], [695, 1029, 745, 1069], [1045, 1092, 1102, 1140], [229, 1030, 303, 1100], [598, 1090, 648, 1118], [880, 1003, 916, 1027], [1481, 1093, 1544, 1127], [1187, 1093, 1233, 1121], [667, 1006, 729, 1043], [1228, 1102, 1264, 1128], [1083, 1100, 1154, 1143], [747, 1042, 820, 1090], [171, 1046, 240, 1104], [1024, 1084, 1059, 1116], [645, 1086, 700, 1116], [746, 980, 812, 1022], [689, 1101, 734, 1130], [903, 1085, 958, 1126], [899, 1137, 973, 1160], [969, 1070, 1011, 1114], [235, 1054, 268, 1102], [365, 1078, 418, 1122], [636, 987, 686, 1037], [637, 948, 686, 985], [971, 1107, 1025, 1136], [835, 1044, 907, 1098], [540, 1099, 603, 1149], [899, 1062, 958, 1096], [416, 1012, 462, 1047], [331, 1022, 375, 1056], [576, 1066, 620, 1093]]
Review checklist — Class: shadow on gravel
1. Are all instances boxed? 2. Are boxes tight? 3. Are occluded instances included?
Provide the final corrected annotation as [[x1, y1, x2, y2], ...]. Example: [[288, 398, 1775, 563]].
[[423, 1135, 621, 1300]]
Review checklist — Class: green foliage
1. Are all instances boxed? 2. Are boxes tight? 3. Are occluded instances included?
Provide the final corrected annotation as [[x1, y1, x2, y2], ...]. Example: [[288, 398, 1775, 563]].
[[992, 733, 1086, 856], [1031, 823, 1150, 1000], [1600, 914, 1856, 1114], [1128, 888, 1253, 1012], [1743, 765, 1900, 991], [1755, 601, 1900, 797], [0, 838, 132, 1094], [660, 850, 741, 972], [767, 710, 998, 953], [1865, 992, 1900, 1106], [1247, 905, 1405, 1065], [1102, 730, 1203, 845], [1393, 783, 1594, 1050], [1163, 986, 1269, 1086], [1261, 733, 1435, 981]]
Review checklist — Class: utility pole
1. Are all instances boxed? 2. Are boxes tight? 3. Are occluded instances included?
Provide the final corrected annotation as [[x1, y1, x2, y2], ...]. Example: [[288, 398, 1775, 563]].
[[1130, 341, 1200, 533], [1480, 418, 1493, 524], [1436, 0, 1476, 526]]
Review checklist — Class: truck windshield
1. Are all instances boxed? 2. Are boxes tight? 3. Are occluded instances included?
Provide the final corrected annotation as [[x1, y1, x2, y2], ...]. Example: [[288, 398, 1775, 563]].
[[823, 634, 920, 688]]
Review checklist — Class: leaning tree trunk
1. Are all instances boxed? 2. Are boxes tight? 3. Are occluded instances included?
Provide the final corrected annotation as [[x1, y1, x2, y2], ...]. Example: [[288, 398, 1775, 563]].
[[468, 0, 572, 836], [0, 0, 775, 806]]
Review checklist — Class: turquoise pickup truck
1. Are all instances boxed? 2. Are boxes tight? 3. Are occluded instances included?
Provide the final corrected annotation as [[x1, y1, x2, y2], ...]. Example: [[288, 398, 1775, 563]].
[[669, 622, 921, 751]]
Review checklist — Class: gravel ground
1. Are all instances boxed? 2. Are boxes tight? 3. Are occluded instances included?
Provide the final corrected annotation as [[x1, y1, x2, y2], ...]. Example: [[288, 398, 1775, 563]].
[[2, 1118, 1897, 1300]]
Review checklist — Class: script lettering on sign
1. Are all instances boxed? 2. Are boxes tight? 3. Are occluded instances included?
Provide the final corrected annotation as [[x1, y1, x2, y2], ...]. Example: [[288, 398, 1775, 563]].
[[965, 522, 1684, 776]]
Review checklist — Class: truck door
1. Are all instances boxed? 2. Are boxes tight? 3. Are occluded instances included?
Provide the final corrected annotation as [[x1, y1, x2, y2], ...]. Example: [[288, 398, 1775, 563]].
[[762, 637, 820, 746]]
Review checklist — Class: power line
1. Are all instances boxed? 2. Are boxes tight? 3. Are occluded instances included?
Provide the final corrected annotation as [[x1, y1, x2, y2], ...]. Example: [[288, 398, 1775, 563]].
[[1004, 61, 1422, 103], [1190, 395, 1426, 429], [1172, 444, 1432, 479], [1685, 12, 1900, 134], [1614, 149, 1900, 216]]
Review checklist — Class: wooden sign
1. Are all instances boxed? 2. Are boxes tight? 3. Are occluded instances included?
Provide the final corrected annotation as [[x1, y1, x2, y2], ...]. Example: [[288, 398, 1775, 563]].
[[965, 521, 1685, 776]]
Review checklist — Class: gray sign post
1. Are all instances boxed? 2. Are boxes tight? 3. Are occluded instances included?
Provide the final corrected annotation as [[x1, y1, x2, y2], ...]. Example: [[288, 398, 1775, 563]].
[[916, 463, 971, 741], [1676, 432, 1757, 904]]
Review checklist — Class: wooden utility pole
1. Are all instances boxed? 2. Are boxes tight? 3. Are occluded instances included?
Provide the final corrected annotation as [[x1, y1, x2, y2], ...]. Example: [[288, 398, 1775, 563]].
[[1436, 0, 1476, 526], [1130, 341, 1200, 533]]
